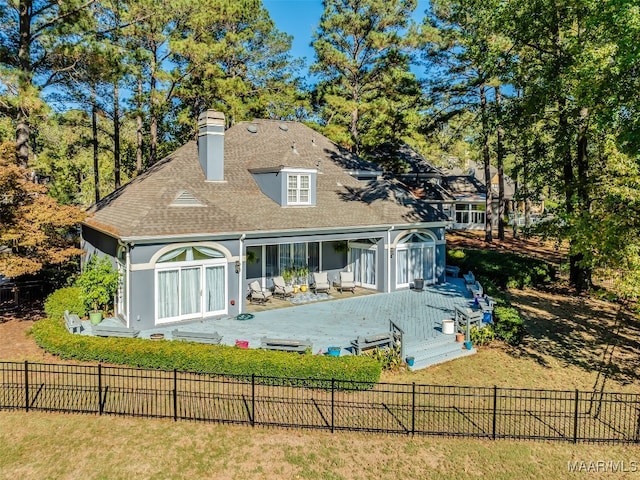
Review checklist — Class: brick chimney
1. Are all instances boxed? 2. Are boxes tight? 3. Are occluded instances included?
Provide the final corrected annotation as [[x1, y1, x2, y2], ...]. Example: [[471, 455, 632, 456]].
[[197, 110, 225, 181]]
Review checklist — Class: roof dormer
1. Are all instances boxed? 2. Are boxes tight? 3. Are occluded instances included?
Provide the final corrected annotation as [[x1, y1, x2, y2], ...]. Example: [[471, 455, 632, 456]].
[[249, 166, 317, 207]]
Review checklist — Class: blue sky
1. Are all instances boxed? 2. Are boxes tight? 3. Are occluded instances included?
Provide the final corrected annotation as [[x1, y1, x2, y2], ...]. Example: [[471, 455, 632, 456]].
[[263, 0, 432, 80]]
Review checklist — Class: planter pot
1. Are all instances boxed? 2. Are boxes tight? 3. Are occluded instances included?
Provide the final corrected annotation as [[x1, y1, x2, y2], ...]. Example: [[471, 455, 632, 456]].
[[442, 319, 455, 335], [235, 339, 249, 349], [413, 278, 424, 291], [327, 346, 341, 357], [150, 333, 165, 341], [455, 333, 465, 343], [406, 356, 415, 367], [464, 341, 473, 350], [89, 311, 103, 325]]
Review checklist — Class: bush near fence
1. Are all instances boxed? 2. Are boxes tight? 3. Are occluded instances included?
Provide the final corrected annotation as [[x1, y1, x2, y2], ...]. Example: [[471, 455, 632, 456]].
[[30, 318, 382, 388]]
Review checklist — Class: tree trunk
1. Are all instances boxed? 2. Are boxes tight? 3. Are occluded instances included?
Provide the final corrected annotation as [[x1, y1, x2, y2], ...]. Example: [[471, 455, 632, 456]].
[[113, 81, 121, 189], [15, 119, 30, 169], [571, 107, 592, 291], [149, 46, 158, 166], [136, 77, 143, 174], [480, 84, 492, 242], [496, 86, 505, 240], [92, 87, 100, 203], [350, 108, 359, 155], [16, 0, 33, 168], [150, 113, 157, 166]]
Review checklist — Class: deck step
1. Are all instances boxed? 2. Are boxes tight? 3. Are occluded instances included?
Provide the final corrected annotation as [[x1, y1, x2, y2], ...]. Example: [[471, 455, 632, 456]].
[[404, 336, 475, 371]]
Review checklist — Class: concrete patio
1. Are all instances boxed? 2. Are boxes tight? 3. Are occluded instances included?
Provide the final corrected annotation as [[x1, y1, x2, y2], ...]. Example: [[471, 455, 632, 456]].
[[127, 277, 479, 370]]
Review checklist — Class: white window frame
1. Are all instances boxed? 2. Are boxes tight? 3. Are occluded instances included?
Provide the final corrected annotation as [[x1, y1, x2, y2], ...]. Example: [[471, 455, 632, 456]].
[[155, 257, 227, 324], [395, 232, 436, 289], [287, 173, 311, 205], [455, 203, 485, 225]]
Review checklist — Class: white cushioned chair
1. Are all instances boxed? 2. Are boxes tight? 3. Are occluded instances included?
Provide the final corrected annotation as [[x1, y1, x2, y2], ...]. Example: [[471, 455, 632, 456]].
[[249, 280, 273, 304], [311, 272, 331, 294]]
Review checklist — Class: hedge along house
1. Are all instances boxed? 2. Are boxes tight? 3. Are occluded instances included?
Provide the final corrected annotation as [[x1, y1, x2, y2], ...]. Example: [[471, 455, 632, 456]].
[[81, 111, 450, 330]]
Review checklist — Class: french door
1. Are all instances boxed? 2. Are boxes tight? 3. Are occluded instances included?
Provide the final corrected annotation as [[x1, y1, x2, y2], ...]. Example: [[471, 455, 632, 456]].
[[350, 244, 376, 289], [395, 233, 436, 288], [156, 262, 226, 324]]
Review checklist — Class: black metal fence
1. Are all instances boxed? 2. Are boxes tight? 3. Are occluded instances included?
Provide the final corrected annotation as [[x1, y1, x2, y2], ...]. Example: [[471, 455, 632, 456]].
[[1, 361, 638, 443]]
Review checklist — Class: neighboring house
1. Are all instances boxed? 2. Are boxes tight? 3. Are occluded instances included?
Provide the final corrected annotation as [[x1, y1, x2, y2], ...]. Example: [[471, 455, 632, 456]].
[[81, 112, 450, 330], [372, 144, 518, 231]]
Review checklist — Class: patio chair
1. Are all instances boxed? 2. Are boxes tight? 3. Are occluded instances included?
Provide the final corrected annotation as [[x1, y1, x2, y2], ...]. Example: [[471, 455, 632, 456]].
[[311, 272, 331, 294], [463, 271, 475, 285], [272, 276, 294, 298], [336, 271, 356, 294], [248, 280, 272, 304], [467, 280, 483, 297]]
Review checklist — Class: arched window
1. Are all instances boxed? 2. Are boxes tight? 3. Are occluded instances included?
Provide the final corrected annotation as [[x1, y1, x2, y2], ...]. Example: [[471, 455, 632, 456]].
[[395, 232, 436, 288], [155, 246, 227, 323]]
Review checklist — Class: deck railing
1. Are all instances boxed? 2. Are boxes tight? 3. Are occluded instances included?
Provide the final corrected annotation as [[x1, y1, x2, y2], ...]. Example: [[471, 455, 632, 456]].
[[1, 361, 638, 444], [0, 281, 48, 311]]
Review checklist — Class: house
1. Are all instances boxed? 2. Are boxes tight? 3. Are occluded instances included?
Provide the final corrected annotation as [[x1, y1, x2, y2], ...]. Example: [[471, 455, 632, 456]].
[[370, 144, 519, 231], [81, 111, 450, 330]]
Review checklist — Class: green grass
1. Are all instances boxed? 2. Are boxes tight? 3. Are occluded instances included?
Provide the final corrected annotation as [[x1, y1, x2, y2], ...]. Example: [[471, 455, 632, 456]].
[[0, 411, 637, 479]]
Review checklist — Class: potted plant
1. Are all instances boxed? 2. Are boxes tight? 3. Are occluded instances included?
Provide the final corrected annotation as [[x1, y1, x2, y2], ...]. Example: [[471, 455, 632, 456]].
[[297, 265, 310, 292], [281, 266, 294, 285], [76, 256, 120, 325]]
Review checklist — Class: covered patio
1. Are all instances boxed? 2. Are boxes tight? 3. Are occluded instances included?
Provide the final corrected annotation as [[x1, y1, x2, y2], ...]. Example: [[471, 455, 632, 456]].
[[134, 277, 479, 370]]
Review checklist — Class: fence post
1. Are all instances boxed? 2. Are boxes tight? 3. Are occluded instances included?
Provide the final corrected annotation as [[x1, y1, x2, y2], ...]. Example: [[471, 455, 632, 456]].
[[98, 364, 103, 415], [492, 385, 497, 440], [573, 389, 579, 444], [331, 378, 335, 434], [173, 369, 178, 422], [251, 374, 255, 427], [24, 360, 29, 412], [411, 382, 416, 436]]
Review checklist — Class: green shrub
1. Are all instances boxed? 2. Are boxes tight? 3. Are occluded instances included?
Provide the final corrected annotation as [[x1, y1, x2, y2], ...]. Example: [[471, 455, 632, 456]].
[[493, 306, 525, 345], [44, 287, 86, 320], [447, 248, 555, 290], [470, 325, 495, 346], [76, 256, 120, 313], [448, 251, 527, 347], [31, 318, 382, 389], [364, 344, 403, 372]]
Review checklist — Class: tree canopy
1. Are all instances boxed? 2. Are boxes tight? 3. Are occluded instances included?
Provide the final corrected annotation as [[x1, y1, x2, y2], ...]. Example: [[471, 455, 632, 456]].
[[0, 0, 638, 295]]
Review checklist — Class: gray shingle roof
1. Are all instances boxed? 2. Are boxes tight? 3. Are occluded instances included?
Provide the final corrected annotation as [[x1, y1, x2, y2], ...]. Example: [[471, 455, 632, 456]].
[[85, 119, 447, 239]]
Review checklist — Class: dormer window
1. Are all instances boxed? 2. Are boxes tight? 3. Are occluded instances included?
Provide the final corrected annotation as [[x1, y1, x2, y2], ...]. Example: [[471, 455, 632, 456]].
[[287, 174, 311, 205], [249, 166, 316, 207]]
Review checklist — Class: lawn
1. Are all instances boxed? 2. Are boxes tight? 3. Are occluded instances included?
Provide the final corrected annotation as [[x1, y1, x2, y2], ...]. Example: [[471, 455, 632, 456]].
[[0, 411, 638, 480]]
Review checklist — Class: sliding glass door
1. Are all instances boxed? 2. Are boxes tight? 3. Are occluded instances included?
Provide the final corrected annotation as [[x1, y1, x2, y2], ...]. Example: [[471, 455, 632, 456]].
[[351, 244, 376, 289], [155, 246, 227, 324], [395, 233, 436, 288]]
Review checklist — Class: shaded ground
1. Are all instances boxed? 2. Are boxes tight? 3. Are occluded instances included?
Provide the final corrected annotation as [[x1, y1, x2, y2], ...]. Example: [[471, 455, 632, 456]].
[[447, 230, 566, 266], [0, 302, 60, 363], [510, 286, 640, 391]]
